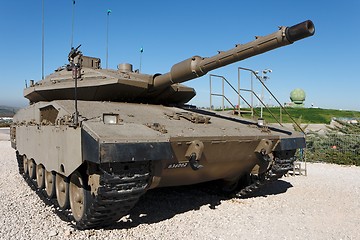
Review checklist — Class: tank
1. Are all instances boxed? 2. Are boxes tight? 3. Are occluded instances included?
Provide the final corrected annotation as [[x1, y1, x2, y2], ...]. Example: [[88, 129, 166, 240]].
[[11, 20, 315, 229]]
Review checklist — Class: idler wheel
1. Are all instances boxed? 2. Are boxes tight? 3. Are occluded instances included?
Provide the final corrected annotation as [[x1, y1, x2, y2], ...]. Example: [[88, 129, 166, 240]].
[[28, 159, 36, 179], [221, 180, 239, 193], [23, 156, 28, 175], [56, 173, 70, 210], [69, 171, 91, 223], [45, 170, 56, 198], [36, 164, 46, 189]]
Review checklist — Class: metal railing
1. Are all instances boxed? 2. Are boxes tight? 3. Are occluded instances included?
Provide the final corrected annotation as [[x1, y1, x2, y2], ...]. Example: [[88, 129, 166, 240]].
[[209, 74, 253, 113], [209, 67, 304, 132]]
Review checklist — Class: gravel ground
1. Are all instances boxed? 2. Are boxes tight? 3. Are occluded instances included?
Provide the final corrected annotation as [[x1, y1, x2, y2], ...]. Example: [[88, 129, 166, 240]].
[[1, 138, 360, 240]]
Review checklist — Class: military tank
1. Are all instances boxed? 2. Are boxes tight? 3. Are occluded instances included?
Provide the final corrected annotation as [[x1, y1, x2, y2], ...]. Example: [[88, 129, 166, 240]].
[[11, 20, 315, 229]]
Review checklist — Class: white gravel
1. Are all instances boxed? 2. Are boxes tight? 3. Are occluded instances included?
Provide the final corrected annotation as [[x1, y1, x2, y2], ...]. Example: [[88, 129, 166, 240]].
[[1, 138, 360, 240]]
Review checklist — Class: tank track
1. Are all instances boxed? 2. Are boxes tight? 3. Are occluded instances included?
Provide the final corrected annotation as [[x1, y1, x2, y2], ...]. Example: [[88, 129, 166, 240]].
[[75, 162, 151, 229], [234, 157, 296, 198], [16, 152, 151, 229], [16, 151, 25, 174]]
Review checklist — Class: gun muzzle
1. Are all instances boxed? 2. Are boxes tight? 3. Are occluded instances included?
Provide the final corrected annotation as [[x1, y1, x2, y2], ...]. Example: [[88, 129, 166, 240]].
[[285, 20, 315, 43]]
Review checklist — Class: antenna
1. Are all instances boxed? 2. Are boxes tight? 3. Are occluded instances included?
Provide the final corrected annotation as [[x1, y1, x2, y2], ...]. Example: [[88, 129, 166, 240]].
[[73, 64, 79, 126], [41, 0, 45, 80], [70, 0, 75, 49], [139, 47, 143, 73], [106, 9, 111, 69], [68, 44, 82, 127]]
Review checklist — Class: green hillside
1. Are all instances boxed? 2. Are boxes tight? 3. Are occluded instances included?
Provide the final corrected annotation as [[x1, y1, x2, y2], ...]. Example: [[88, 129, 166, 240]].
[[0, 106, 18, 117], [238, 107, 360, 124]]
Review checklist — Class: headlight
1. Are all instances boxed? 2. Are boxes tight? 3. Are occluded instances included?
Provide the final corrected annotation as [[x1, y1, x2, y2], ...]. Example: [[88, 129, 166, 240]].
[[103, 114, 119, 124]]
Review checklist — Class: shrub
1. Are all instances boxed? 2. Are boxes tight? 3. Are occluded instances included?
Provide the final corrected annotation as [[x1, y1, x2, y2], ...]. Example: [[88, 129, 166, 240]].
[[305, 121, 360, 166]]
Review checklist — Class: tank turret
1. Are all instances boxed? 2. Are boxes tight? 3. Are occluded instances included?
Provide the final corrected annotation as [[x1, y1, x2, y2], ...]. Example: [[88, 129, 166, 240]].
[[24, 20, 314, 105]]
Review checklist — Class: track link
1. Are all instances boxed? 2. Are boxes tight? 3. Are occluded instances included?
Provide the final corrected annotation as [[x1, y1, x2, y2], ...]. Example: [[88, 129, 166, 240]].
[[76, 162, 151, 229], [234, 156, 297, 198]]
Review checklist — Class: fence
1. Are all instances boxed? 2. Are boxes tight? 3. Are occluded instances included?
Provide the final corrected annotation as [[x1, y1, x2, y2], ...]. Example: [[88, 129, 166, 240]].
[[304, 133, 360, 166]]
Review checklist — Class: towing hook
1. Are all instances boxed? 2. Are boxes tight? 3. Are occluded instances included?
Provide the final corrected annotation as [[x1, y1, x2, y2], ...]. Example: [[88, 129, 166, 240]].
[[188, 153, 203, 171], [260, 148, 271, 162], [185, 140, 204, 171], [260, 148, 267, 155]]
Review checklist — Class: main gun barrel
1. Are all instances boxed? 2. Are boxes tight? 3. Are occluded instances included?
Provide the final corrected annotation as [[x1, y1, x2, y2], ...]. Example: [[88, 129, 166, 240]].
[[152, 20, 315, 89]]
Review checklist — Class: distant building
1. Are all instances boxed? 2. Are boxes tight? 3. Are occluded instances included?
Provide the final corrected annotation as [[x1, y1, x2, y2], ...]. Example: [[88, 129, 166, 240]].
[[0, 117, 13, 123]]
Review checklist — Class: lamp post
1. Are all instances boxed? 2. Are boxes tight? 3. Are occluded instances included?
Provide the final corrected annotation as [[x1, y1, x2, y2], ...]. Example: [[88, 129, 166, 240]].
[[260, 69, 272, 118]]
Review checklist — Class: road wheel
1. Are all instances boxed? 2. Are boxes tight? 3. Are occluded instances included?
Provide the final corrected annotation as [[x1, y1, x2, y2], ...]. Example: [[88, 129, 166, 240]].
[[56, 173, 70, 210], [45, 170, 56, 198], [28, 159, 36, 179], [36, 164, 46, 189], [69, 171, 91, 223], [23, 156, 28, 175]]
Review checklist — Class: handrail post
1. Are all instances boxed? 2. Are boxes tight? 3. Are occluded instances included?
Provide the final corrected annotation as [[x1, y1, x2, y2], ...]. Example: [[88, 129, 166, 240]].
[[209, 75, 212, 110], [237, 68, 241, 115], [222, 77, 225, 111], [251, 71, 254, 117]]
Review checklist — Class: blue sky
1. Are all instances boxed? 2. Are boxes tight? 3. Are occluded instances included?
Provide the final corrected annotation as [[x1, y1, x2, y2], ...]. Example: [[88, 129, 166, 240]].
[[0, 0, 359, 111]]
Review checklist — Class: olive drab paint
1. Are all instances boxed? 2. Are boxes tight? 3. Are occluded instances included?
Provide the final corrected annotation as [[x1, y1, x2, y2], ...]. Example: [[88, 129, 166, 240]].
[[11, 20, 315, 229]]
